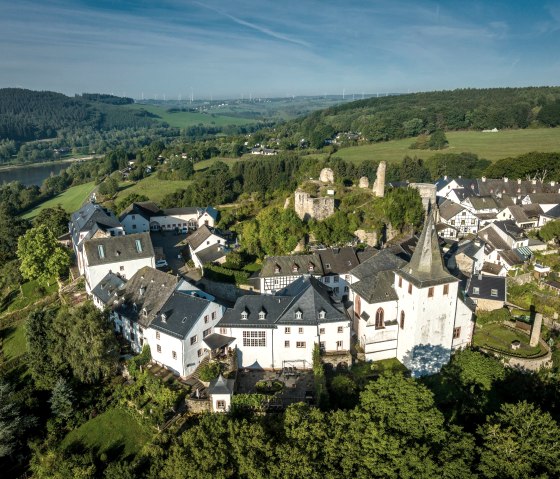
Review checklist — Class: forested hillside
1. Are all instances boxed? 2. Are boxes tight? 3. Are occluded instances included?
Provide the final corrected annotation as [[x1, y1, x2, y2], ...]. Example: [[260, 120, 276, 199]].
[[0, 88, 158, 142], [274, 86, 560, 147]]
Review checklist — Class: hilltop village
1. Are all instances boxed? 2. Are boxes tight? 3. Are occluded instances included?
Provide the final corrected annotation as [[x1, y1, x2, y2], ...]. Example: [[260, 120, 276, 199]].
[[60, 160, 560, 412]]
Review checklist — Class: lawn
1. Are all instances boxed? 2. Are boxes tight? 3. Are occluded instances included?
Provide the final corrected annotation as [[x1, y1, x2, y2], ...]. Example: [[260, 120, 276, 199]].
[[129, 104, 257, 129], [473, 322, 544, 357], [62, 408, 153, 459], [22, 182, 95, 219], [0, 320, 26, 361], [325, 128, 560, 164], [4, 279, 58, 313], [194, 156, 244, 171], [115, 176, 192, 203]]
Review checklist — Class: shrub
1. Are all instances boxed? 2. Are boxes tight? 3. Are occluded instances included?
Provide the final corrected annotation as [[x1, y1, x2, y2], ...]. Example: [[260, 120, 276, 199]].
[[198, 361, 221, 382]]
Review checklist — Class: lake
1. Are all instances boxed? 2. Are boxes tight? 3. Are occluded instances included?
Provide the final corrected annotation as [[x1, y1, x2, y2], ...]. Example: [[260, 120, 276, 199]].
[[0, 162, 73, 186]]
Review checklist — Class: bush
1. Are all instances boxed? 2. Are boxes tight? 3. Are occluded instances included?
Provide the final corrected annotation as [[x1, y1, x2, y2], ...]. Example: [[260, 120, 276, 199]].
[[198, 361, 221, 382], [203, 264, 250, 285], [255, 379, 284, 394], [475, 308, 511, 326]]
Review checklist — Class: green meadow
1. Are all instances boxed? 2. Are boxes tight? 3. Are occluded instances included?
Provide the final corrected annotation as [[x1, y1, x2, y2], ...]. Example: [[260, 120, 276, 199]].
[[22, 182, 96, 219]]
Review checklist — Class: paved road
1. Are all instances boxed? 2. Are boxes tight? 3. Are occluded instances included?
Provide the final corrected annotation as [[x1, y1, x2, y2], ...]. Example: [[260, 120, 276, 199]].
[[150, 231, 189, 275]]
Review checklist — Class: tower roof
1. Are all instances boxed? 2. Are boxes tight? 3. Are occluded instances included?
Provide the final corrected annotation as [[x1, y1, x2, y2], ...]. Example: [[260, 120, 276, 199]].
[[398, 211, 457, 288]]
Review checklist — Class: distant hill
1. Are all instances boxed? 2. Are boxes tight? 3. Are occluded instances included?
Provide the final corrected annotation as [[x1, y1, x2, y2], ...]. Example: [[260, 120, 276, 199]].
[[278, 86, 560, 147], [0, 88, 160, 142]]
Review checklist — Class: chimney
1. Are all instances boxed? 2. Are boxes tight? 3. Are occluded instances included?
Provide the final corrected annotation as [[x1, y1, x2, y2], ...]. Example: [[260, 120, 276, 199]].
[[444, 175, 448, 180], [482, 176, 486, 182], [551, 181, 556, 187], [503, 177, 508, 183], [532, 179, 537, 185], [517, 178, 521, 184]]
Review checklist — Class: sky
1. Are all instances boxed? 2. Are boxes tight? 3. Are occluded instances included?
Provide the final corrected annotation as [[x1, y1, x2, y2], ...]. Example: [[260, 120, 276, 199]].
[[1, 0, 559, 99]]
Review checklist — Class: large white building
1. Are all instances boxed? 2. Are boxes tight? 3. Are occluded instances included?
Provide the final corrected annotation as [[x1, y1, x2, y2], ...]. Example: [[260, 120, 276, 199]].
[[82, 232, 155, 292]]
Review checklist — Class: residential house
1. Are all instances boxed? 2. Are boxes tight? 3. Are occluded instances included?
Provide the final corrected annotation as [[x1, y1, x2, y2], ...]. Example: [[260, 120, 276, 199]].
[[217, 276, 351, 370], [69, 203, 125, 275], [438, 199, 478, 238], [82, 232, 155, 292], [119, 201, 161, 234], [496, 205, 538, 229], [477, 221, 530, 273], [186, 225, 229, 269], [91, 272, 126, 310], [466, 275, 506, 311]]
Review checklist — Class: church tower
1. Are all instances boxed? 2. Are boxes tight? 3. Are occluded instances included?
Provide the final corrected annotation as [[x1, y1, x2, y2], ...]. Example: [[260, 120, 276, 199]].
[[394, 211, 459, 376]]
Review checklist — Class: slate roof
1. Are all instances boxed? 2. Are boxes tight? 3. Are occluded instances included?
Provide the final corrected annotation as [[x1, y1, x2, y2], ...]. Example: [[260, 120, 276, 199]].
[[439, 177, 560, 198], [467, 275, 506, 302], [118, 201, 161, 221], [207, 375, 235, 395], [351, 270, 398, 304], [478, 227, 510, 251], [149, 291, 211, 339], [187, 225, 224, 251], [525, 193, 560, 205], [316, 247, 360, 274], [499, 249, 525, 267], [475, 212, 498, 221], [84, 232, 155, 267], [91, 272, 126, 305], [439, 199, 464, 220], [196, 244, 229, 264], [492, 220, 526, 241], [259, 253, 324, 278], [542, 204, 560, 219], [481, 262, 505, 276], [467, 196, 501, 211], [218, 276, 348, 329], [203, 333, 235, 350], [350, 249, 406, 282], [112, 266, 178, 328], [69, 203, 122, 245], [398, 212, 458, 288], [504, 205, 532, 224], [522, 203, 544, 218]]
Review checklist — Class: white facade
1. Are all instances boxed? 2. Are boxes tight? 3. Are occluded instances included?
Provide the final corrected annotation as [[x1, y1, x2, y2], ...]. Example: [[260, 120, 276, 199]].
[[84, 256, 155, 293], [190, 231, 226, 254], [121, 214, 151, 234], [150, 209, 217, 232]]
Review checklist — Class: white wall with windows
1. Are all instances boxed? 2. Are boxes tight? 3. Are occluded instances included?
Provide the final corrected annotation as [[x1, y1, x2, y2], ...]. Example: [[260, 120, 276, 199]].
[[84, 256, 155, 293], [121, 214, 150, 234]]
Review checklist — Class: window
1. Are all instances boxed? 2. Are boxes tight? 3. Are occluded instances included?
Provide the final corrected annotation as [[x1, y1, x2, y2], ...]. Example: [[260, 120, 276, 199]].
[[308, 263, 314, 272], [336, 340, 343, 350], [292, 264, 299, 273], [190, 335, 198, 345], [490, 289, 498, 297], [333, 276, 339, 283], [337, 326, 343, 333], [319, 328, 325, 335], [298, 327, 304, 334], [132, 224, 137, 229], [398, 277, 402, 288], [443, 284, 449, 295], [211, 311, 216, 320], [156, 331, 160, 340], [219, 328, 228, 335], [284, 341, 290, 348], [428, 287, 434, 298], [295, 310, 302, 320], [375, 308, 385, 329], [296, 341, 306, 348], [334, 287, 339, 294], [473, 287, 480, 295], [408, 283, 413, 294], [203, 328, 211, 338], [131, 215, 136, 220], [320, 341, 326, 350], [157, 344, 161, 353], [319, 310, 326, 319], [325, 263, 331, 269], [243, 331, 266, 347], [324, 276, 330, 284], [461, 220, 465, 225], [198, 348, 203, 357], [274, 264, 281, 274], [453, 327, 461, 339], [216, 400, 226, 410], [204, 315, 209, 324], [450, 220, 455, 226], [258, 311, 266, 320], [471, 219, 476, 225], [120, 265, 125, 271], [241, 311, 248, 320], [97, 245, 105, 258], [135, 239, 143, 253], [285, 327, 291, 334], [274, 279, 279, 285], [172, 351, 177, 360], [400, 311, 405, 329]]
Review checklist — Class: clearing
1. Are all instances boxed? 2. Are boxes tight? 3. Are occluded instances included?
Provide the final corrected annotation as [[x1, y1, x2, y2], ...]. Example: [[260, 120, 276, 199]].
[[22, 182, 95, 219], [473, 322, 544, 358], [115, 176, 192, 203], [318, 128, 560, 164]]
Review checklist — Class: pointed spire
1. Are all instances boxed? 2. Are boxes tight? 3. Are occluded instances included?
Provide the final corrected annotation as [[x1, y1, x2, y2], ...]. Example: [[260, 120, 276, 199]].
[[399, 210, 456, 287]]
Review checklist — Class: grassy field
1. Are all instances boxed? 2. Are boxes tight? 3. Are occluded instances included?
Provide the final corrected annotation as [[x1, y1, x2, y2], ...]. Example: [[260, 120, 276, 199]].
[[130, 104, 256, 129], [62, 408, 152, 459], [0, 320, 26, 361], [115, 176, 191, 203], [325, 128, 560, 164], [194, 156, 244, 171], [22, 182, 95, 219]]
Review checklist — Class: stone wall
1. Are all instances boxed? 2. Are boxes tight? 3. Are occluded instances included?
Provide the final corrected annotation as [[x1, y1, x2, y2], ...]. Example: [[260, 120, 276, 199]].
[[319, 168, 335, 183], [185, 398, 211, 413], [507, 273, 533, 286], [294, 190, 335, 221], [354, 229, 378, 247], [372, 161, 386, 197], [409, 183, 437, 212]]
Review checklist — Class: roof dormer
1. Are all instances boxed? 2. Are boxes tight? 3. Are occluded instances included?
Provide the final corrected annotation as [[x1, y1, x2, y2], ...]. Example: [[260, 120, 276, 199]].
[[308, 262, 315, 272], [318, 309, 326, 320], [258, 307, 267, 320], [295, 309, 303, 320], [274, 263, 281, 274], [241, 308, 249, 320], [292, 263, 299, 273]]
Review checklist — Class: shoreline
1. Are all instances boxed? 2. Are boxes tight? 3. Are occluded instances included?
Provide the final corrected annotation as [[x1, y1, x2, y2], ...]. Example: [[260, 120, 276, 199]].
[[0, 155, 102, 172]]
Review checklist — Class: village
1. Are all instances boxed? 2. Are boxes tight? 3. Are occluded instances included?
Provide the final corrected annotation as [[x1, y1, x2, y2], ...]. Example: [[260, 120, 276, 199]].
[[65, 161, 560, 413]]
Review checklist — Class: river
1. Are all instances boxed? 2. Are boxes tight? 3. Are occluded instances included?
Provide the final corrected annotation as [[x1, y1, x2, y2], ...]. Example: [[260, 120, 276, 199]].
[[0, 156, 99, 186]]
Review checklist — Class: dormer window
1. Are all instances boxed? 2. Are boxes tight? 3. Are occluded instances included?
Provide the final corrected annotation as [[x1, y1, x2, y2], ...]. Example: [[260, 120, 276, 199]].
[[161, 313, 167, 323], [142, 308, 147, 317], [259, 310, 266, 320], [292, 263, 299, 273], [319, 310, 326, 319], [325, 263, 331, 270], [241, 310, 248, 320], [308, 262, 315, 272], [274, 264, 281, 274], [295, 310, 303, 320]]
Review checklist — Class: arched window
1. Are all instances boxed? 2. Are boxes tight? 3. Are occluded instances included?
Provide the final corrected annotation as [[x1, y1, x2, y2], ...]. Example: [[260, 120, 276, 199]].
[[400, 311, 405, 329], [375, 308, 384, 329]]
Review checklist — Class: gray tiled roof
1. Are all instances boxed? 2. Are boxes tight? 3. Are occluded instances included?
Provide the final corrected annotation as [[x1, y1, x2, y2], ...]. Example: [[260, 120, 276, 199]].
[[218, 276, 348, 329], [259, 253, 324, 278], [91, 272, 126, 305], [492, 220, 525, 240], [70, 203, 121, 245], [350, 249, 406, 282], [196, 244, 229, 265], [118, 201, 161, 221], [84, 232, 154, 266], [351, 270, 398, 304], [525, 193, 560, 205], [505, 205, 531, 224], [439, 199, 464, 220], [478, 226, 510, 251], [317, 247, 360, 274], [187, 225, 224, 251], [149, 291, 211, 339], [207, 375, 235, 395], [113, 266, 178, 327], [467, 275, 506, 301], [481, 262, 504, 276], [542, 204, 560, 219]]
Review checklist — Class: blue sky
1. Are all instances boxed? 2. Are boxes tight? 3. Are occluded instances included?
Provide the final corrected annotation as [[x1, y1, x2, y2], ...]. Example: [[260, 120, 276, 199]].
[[1, 0, 559, 98]]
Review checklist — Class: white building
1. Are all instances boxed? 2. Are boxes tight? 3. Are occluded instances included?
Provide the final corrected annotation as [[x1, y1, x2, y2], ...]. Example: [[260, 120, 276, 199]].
[[69, 203, 125, 275], [186, 225, 229, 269], [82, 232, 155, 292], [217, 276, 351, 370], [438, 199, 478, 238]]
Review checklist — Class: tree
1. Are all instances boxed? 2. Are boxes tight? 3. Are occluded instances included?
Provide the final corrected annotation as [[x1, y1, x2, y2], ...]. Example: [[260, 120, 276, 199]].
[[0, 204, 29, 263], [51, 303, 119, 383], [98, 177, 119, 197], [33, 205, 69, 237], [478, 401, 560, 479], [49, 377, 75, 421], [17, 224, 70, 286], [428, 130, 449, 149], [0, 378, 23, 458], [115, 193, 149, 214], [539, 219, 560, 243]]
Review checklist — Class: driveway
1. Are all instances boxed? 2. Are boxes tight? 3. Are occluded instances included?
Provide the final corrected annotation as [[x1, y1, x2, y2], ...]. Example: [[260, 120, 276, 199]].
[[150, 231, 189, 275]]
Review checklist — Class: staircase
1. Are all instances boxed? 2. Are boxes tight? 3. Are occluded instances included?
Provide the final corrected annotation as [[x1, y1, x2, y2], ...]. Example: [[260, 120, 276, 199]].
[[184, 355, 210, 393]]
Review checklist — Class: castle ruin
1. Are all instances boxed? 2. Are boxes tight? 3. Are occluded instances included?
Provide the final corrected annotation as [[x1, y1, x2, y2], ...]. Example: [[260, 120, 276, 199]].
[[372, 161, 386, 197], [294, 190, 335, 222]]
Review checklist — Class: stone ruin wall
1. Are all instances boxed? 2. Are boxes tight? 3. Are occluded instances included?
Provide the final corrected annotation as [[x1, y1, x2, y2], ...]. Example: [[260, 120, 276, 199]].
[[294, 190, 335, 221]]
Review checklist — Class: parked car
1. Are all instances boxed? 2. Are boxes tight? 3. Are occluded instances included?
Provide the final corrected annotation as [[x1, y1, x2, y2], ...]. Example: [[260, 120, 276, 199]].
[[155, 259, 169, 269]]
